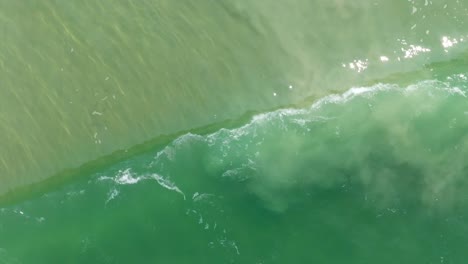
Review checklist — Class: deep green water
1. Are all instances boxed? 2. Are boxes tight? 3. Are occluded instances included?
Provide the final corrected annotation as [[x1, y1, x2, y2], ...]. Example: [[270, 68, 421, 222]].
[[1, 0, 468, 263]]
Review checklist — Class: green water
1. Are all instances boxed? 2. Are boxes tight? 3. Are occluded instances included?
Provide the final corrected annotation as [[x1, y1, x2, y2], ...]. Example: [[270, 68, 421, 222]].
[[1, 78, 468, 263], [1, 0, 468, 195], [1, 0, 468, 263]]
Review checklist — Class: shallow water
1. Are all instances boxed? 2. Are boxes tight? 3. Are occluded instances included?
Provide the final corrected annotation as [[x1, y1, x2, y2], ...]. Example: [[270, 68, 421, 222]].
[[1, 0, 467, 195], [1, 0, 468, 263]]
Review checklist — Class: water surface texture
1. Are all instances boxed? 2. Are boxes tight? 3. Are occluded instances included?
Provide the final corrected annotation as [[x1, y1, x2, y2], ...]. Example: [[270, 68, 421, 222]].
[[1, 0, 468, 263], [2, 77, 468, 263], [1, 0, 467, 195]]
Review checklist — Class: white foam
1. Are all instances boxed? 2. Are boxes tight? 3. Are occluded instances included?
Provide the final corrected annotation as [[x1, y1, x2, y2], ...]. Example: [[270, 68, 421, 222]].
[[312, 84, 395, 109], [115, 169, 141, 185], [155, 78, 467, 162], [173, 133, 203, 148], [105, 188, 120, 204], [150, 173, 186, 200], [445, 87, 466, 97], [192, 192, 215, 202], [98, 169, 185, 200], [147, 77, 467, 211], [154, 146, 175, 162]]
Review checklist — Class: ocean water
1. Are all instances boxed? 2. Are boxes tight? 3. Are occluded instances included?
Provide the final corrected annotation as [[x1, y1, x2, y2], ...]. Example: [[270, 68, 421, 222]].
[[1, 0, 468, 263], [1, 76, 467, 263], [1, 0, 468, 195]]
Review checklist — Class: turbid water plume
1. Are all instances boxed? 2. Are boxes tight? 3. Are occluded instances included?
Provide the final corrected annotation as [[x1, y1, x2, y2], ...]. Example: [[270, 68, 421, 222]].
[[1, 0, 467, 196]]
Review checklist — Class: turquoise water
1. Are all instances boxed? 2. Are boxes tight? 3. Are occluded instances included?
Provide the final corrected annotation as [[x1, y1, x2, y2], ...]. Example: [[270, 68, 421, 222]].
[[1, 75, 467, 263]]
